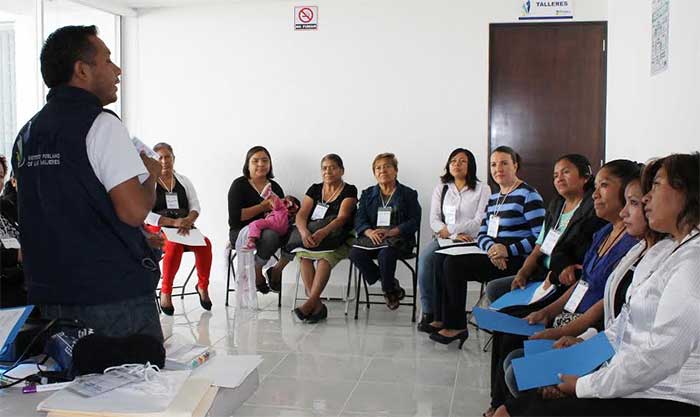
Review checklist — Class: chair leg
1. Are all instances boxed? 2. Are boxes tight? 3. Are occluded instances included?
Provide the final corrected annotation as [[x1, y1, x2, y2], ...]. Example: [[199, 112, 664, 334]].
[[354, 268, 361, 320], [293, 261, 301, 309], [344, 262, 353, 316], [411, 270, 417, 323], [226, 253, 232, 307], [180, 265, 196, 300], [483, 334, 493, 352], [363, 273, 370, 309]]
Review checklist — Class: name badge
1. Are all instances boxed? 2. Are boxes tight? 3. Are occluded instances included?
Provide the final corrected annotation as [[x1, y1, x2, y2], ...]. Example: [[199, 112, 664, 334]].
[[564, 280, 589, 313], [487, 215, 500, 238], [377, 207, 392, 227], [165, 192, 179, 210], [311, 203, 329, 221], [443, 205, 457, 225], [540, 229, 562, 256], [1, 238, 20, 249]]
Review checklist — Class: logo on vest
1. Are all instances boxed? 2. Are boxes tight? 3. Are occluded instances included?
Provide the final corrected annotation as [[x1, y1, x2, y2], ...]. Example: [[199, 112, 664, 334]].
[[26, 153, 61, 168]]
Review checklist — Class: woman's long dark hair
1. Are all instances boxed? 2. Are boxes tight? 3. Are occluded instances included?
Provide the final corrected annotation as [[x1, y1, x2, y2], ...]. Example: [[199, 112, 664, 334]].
[[440, 148, 479, 190]]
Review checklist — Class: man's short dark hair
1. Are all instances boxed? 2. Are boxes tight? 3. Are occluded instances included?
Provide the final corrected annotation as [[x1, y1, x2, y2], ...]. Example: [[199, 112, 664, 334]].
[[40, 25, 98, 88]]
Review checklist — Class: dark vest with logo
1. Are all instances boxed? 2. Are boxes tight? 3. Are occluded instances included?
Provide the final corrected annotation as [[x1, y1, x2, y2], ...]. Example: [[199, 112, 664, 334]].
[[12, 85, 159, 305]]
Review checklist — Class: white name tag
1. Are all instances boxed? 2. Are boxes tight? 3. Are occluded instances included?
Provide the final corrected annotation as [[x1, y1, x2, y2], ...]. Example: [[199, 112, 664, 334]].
[[564, 280, 589, 313], [377, 207, 392, 227], [443, 205, 457, 225], [165, 192, 179, 210], [1, 238, 20, 249], [487, 215, 500, 238], [540, 229, 562, 256], [311, 203, 329, 221]]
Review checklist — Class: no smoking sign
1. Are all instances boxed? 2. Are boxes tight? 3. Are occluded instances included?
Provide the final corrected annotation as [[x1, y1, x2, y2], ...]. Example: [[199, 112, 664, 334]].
[[294, 6, 318, 31]]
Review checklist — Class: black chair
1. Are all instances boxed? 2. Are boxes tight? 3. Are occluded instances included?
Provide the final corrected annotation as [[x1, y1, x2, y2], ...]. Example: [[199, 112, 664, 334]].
[[225, 243, 282, 308], [353, 228, 420, 322], [154, 250, 197, 313]]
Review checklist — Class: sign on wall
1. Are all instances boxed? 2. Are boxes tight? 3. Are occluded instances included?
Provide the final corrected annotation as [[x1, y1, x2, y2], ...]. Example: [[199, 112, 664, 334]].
[[651, 0, 670, 75], [294, 6, 318, 31], [519, 0, 574, 20]]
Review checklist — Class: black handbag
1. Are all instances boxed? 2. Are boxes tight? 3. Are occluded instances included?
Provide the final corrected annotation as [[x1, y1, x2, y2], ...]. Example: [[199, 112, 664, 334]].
[[286, 217, 348, 252]]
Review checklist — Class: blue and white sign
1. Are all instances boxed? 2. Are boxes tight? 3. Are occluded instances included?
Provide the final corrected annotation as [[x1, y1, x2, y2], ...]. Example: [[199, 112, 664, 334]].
[[519, 0, 574, 20]]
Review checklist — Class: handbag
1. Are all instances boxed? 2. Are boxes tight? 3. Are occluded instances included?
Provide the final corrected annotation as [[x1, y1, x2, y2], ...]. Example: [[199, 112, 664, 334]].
[[286, 217, 348, 252]]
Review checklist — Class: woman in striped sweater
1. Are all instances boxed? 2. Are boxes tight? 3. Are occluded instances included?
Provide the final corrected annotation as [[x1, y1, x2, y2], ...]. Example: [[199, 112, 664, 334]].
[[429, 146, 545, 347]]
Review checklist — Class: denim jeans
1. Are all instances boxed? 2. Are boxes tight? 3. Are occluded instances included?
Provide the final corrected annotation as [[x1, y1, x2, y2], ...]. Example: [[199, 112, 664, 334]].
[[417, 239, 441, 314], [40, 293, 163, 343]]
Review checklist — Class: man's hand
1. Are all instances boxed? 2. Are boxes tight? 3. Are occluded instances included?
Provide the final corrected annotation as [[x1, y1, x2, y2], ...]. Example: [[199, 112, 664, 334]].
[[140, 152, 161, 178]]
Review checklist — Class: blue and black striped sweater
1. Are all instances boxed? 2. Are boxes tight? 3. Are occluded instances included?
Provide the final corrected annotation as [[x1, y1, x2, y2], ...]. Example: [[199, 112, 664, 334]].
[[476, 182, 546, 258]]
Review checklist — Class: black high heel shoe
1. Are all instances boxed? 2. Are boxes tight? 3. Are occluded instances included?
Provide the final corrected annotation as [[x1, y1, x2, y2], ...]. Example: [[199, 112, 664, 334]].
[[197, 286, 212, 311], [429, 329, 469, 349], [160, 295, 174, 316]]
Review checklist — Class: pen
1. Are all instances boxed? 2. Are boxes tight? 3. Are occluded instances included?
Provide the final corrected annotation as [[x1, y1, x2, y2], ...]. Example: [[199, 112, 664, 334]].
[[22, 381, 73, 394]]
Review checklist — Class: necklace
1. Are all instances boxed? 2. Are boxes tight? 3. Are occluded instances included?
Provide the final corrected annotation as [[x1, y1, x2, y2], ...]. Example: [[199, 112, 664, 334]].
[[158, 176, 175, 192]]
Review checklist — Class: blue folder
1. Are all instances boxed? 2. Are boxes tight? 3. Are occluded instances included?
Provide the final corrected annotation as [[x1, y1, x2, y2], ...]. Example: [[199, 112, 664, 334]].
[[512, 332, 615, 390], [523, 339, 555, 356], [472, 307, 545, 336], [490, 282, 541, 310]]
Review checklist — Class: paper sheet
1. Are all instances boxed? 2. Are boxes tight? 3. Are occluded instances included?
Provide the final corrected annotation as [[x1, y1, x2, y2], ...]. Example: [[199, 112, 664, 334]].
[[435, 246, 487, 256], [0, 306, 33, 354], [512, 332, 615, 390], [472, 307, 545, 336], [437, 238, 473, 248], [192, 354, 262, 389], [161, 227, 207, 247], [490, 281, 554, 310]]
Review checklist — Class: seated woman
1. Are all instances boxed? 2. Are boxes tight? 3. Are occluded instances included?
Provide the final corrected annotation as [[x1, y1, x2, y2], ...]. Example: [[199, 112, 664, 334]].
[[485, 159, 641, 416], [499, 163, 666, 402], [0, 155, 25, 308], [429, 146, 545, 346], [417, 148, 490, 332], [289, 154, 357, 323], [349, 153, 421, 310], [485, 154, 605, 304], [144, 143, 213, 315], [496, 153, 700, 417], [228, 146, 293, 293]]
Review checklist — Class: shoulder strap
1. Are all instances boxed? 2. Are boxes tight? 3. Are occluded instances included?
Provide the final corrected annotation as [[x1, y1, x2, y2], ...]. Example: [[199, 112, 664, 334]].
[[440, 184, 448, 223]]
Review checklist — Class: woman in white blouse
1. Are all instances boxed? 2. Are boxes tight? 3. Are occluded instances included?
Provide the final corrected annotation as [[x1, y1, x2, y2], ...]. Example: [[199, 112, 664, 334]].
[[495, 152, 700, 417], [417, 148, 490, 332]]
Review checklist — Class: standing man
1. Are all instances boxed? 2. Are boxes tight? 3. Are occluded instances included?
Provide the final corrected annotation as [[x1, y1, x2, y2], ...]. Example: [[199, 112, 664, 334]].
[[12, 25, 164, 341]]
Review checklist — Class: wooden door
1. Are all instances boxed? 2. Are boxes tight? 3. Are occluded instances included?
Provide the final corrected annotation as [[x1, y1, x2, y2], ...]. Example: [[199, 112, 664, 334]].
[[488, 22, 607, 205]]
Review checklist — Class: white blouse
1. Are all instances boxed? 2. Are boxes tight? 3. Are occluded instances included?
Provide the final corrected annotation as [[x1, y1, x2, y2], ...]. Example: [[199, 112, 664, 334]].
[[145, 172, 201, 226], [428, 181, 490, 238], [576, 229, 700, 406]]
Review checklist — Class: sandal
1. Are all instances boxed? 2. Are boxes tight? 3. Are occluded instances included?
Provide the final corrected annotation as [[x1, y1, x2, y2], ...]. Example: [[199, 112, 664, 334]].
[[266, 268, 282, 293]]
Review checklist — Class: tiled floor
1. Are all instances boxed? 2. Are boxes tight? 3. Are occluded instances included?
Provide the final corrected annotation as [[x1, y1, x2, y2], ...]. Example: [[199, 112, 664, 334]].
[[161, 278, 491, 417]]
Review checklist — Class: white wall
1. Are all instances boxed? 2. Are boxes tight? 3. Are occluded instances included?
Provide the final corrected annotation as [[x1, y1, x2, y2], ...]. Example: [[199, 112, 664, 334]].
[[122, 0, 608, 286], [606, 0, 700, 161]]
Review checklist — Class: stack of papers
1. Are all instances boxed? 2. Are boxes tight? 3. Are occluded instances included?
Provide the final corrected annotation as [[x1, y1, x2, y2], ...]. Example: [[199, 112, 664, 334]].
[[0, 305, 34, 362], [192, 354, 263, 389], [435, 246, 487, 256], [38, 372, 217, 417], [512, 332, 615, 390], [161, 228, 207, 247], [489, 281, 555, 310], [164, 336, 213, 371], [436, 238, 474, 248]]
